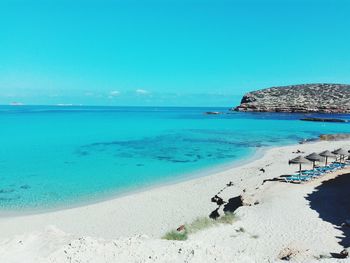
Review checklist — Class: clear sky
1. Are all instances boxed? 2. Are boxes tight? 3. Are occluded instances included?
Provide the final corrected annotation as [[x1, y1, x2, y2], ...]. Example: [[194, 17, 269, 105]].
[[0, 0, 349, 106]]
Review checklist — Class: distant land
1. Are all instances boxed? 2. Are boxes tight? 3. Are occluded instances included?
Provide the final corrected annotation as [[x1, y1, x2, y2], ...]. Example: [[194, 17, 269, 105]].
[[233, 83, 350, 113]]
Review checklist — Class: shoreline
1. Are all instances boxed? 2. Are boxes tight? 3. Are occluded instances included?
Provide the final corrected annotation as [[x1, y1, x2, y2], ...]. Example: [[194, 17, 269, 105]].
[[0, 145, 267, 217], [1, 139, 350, 262], [0, 139, 348, 238]]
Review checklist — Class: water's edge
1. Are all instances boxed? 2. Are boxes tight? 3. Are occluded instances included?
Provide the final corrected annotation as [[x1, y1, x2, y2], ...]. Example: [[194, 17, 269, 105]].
[[0, 143, 282, 217]]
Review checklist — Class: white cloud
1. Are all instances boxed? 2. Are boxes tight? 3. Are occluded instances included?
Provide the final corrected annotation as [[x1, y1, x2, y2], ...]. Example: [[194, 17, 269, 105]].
[[109, 90, 120, 97], [135, 89, 149, 95]]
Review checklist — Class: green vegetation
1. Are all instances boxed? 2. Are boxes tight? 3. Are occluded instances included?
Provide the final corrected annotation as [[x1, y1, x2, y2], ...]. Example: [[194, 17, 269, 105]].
[[162, 230, 188, 241], [162, 213, 236, 241], [217, 212, 236, 224]]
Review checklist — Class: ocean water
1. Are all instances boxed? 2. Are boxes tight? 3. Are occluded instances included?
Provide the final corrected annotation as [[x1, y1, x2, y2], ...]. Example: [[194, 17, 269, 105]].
[[0, 105, 350, 211]]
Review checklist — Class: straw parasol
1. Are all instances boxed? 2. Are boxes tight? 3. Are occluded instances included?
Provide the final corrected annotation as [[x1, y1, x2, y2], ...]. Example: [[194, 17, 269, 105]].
[[332, 148, 349, 163], [319, 150, 336, 165], [289, 156, 311, 177], [305, 152, 325, 169]]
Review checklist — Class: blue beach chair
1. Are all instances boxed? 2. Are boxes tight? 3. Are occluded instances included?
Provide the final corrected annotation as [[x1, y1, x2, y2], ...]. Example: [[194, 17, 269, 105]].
[[284, 174, 311, 183], [301, 170, 323, 178]]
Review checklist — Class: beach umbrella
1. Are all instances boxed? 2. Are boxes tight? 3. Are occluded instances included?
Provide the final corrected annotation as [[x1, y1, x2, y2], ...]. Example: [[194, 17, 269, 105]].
[[332, 148, 349, 163], [289, 156, 311, 178], [333, 148, 348, 155], [305, 152, 325, 169], [319, 150, 336, 165]]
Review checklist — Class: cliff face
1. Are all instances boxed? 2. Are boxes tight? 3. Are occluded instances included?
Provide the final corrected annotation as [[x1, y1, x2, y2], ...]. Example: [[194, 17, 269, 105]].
[[234, 84, 350, 113]]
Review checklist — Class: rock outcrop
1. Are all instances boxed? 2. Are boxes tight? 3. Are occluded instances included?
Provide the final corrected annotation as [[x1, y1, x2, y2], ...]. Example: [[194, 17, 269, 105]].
[[300, 117, 348, 123], [319, 133, 350, 141], [233, 84, 350, 113]]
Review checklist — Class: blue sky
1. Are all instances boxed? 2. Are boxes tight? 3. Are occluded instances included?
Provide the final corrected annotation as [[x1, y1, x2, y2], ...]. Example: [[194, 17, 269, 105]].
[[0, 0, 349, 106]]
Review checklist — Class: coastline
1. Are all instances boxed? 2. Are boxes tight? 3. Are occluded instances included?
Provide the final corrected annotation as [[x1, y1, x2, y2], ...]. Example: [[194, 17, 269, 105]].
[[1, 139, 350, 262], [0, 145, 266, 217], [0, 139, 348, 237]]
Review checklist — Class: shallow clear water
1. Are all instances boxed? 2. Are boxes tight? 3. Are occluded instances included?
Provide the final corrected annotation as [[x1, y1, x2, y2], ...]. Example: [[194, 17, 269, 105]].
[[0, 106, 350, 210]]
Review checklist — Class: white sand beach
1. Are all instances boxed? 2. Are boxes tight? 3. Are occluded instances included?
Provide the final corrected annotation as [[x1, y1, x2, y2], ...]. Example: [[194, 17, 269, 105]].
[[1, 140, 350, 262]]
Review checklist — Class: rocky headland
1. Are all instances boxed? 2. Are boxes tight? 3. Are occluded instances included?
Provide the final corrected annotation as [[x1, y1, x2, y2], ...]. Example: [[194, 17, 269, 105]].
[[233, 83, 350, 113]]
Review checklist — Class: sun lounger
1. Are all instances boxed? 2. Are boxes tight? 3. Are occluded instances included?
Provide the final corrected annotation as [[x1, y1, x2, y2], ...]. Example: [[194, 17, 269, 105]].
[[284, 154, 349, 184], [301, 170, 324, 178], [315, 167, 336, 174], [329, 163, 345, 169], [284, 175, 311, 183]]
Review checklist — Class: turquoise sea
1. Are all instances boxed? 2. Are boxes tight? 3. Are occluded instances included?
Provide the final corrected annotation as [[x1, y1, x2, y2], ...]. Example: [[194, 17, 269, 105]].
[[1, 105, 350, 211]]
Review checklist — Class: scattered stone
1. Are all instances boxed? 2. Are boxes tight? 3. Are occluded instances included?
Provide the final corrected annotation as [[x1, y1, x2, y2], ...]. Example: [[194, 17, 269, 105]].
[[241, 194, 259, 207], [216, 197, 225, 206], [292, 149, 304, 154], [278, 247, 299, 261], [176, 225, 185, 232], [235, 227, 245, 233], [209, 208, 220, 220], [226, 181, 234, 187], [211, 195, 225, 206]]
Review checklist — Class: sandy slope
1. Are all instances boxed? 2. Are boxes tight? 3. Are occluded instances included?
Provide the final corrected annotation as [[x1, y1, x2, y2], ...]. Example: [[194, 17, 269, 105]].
[[1, 140, 350, 262]]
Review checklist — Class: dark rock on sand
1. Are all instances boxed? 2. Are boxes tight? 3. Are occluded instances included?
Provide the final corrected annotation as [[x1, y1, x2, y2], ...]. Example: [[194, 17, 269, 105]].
[[233, 83, 350, 113], [209, 207, 220, 220], [211, 195, 225, 206], [223, 196, 243, 213]]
